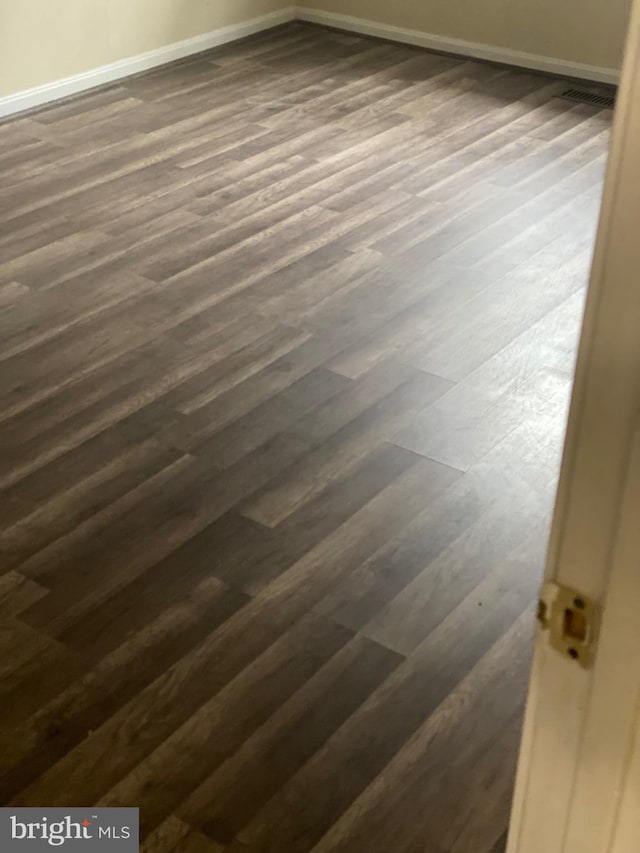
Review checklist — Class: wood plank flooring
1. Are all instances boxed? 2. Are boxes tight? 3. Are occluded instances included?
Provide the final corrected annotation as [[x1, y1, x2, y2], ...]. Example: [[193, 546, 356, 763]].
[[0, 22, 612, 853]]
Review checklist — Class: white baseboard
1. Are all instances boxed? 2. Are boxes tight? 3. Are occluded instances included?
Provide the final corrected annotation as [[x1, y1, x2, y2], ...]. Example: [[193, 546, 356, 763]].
[[0, 7, 296, 120], [297, 7, 620, 86]]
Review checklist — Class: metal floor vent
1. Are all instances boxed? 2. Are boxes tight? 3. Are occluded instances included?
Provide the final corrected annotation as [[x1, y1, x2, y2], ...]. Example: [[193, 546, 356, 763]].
[[559, 87, 616, 108]]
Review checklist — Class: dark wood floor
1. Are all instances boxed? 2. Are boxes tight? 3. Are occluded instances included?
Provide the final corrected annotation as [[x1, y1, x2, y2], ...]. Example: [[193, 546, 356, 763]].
[[0, 22, 611, 853]]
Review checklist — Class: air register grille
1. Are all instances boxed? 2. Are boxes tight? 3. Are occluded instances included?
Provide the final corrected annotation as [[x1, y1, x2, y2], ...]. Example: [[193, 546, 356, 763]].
[[559, 88, 616, 108]]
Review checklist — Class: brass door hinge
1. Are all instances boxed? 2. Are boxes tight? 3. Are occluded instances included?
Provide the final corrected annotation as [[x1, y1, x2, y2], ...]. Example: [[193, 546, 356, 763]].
[[537, 583, 600, 669]]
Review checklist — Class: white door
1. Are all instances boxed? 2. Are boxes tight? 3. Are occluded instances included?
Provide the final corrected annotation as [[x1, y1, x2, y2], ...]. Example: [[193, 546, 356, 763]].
[[507, 1, 640, 850]]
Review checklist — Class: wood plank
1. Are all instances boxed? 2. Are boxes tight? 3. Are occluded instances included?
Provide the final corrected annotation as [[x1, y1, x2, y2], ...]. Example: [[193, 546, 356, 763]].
[[178, 635, 403, 844], [242, 368, 452, 527]]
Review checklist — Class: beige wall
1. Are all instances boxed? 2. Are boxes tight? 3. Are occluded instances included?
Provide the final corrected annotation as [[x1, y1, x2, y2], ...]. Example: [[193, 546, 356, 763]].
[[0, 0, 285, 97], [298, 0, 632, 70], [1, 0, 631, 100]]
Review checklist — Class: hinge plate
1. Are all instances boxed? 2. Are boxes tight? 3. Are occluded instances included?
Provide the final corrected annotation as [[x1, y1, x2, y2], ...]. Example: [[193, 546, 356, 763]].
[[537, 583, 600, 669]]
